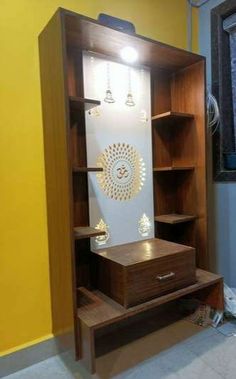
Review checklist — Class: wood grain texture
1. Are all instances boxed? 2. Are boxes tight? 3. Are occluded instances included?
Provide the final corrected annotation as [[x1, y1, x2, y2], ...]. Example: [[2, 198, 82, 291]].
[[77, 269, 223, 374], [79, 320, 95, 373], [171, 61, 208, 268], [93, 238, 194, 266], [93, 256, 125, 306], [40, 9, 215, 371], [153, 170, 196, 217], [70, 121, 87, 167], [77, 269, 223, 329], [63, 11, 203, 72], [73, 167, 103, 172], [39, 10, 75, 349], [93, 239, 196, 308], [153, 166, 195, 172], [126, 249, 196, 307], [152, 116, 196, 169], [75, 239, 92, 289], [151, 69, 172, 115], [152, 111, 194, 122], [151, 60, 207, 266], [73, 173, 89, 227], [154, 220, 196, 248], [74, 226, 105, 240], [154, 214, 196, 224]]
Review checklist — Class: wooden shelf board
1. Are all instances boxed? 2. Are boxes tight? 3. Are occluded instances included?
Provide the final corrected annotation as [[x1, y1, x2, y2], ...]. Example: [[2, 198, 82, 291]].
[[77, 269, 222, 329], [74, 226, 105, 240], [65, 12, 203, 72], [155, 214, 196, 224], [73, 167, 103, 173], [93, 238, 193, 267], [69, 96, 100, 112], [153, 166, 195, 172], [152, 111, 194, 122]]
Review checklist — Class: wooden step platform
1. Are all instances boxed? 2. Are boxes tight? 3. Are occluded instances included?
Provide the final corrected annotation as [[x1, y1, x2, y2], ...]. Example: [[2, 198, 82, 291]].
[[77, 269, 223, 329], [77, 269, 223, 373]]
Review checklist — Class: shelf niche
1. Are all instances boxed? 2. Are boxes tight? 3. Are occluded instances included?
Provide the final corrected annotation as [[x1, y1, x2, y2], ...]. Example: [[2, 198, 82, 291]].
[[69, 96, 100, 124], [154, 214, 196, 224], [152, 111, 194, 123]]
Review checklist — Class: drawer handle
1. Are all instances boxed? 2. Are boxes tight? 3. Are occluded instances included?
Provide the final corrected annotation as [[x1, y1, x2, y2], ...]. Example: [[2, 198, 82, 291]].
[[156, 272, 175, 281]]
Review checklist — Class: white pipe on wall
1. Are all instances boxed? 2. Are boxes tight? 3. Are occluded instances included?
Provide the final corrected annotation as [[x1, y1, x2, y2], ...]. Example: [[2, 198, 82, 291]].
[[188, 0, 210, 6], [187, 0, 210, 51]]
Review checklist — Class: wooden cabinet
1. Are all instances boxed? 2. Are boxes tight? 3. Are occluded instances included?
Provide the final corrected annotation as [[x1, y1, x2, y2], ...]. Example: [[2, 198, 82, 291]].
[[39, 8, 223, 374], [93, 239, 196, 307]]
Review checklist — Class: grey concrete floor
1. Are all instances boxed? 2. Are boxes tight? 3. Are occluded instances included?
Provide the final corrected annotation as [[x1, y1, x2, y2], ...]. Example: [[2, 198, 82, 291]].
[[3, 320, 236, 379]]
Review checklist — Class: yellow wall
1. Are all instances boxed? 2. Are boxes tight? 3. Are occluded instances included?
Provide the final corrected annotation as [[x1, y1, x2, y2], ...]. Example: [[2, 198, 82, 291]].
[[0, 0, 198, 355]]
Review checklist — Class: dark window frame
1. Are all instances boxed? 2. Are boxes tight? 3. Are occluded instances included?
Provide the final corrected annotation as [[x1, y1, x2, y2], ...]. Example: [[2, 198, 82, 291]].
[[211, 0, 236, 181]]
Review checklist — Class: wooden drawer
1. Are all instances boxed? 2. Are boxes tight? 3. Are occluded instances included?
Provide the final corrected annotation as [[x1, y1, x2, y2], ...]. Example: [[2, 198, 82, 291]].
[[93, 238, 196, 308], [126, 250, 195, 307]]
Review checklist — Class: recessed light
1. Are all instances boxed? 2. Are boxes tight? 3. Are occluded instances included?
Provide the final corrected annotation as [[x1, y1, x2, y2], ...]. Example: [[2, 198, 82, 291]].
[[120, 46, 138, 63]]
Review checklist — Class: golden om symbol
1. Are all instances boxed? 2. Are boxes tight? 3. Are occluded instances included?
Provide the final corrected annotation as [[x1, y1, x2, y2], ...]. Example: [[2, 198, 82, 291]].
[[117, 164, 129, 179]]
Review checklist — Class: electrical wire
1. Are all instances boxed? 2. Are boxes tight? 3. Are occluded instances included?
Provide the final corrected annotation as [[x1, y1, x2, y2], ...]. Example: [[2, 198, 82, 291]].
[[207, 91, 220, 135]]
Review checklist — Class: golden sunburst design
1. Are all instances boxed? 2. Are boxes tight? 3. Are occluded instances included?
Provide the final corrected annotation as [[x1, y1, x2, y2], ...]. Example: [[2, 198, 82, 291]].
[[96, 143, 146, 201]]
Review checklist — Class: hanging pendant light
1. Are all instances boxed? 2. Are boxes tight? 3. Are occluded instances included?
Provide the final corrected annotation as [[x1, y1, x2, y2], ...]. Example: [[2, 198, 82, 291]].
[[104, 62, 115, 103], [125, 67, 135, 106]]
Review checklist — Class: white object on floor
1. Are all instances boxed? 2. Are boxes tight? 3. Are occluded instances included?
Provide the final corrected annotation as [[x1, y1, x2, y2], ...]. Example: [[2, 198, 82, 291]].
[[224, 284, 236, 317]]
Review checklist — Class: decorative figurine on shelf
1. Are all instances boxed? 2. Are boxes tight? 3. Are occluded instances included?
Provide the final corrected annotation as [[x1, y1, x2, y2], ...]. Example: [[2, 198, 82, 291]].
[[139, 109, 148, 123], [138, 213, 152, 237], [125, 67, 135, 106], [104, 62, 115, 103], [88, 55, 101, 115], [95, 219, 110, 245], [88, 106, 101, 117]]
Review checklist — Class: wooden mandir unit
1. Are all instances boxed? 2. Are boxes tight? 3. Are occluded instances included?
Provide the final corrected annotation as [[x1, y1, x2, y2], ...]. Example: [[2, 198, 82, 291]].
[[39, 8, 223, 374]]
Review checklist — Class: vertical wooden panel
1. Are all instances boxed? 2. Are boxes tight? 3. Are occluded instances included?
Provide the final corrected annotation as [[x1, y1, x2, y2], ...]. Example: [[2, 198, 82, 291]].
[[151, 69, 171, 115], [80, 321, 96, 373], [39, 11, 75, 351], [171, 61, 208, 268]]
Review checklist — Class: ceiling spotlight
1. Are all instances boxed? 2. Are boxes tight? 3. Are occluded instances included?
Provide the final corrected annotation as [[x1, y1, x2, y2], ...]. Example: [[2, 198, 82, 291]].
[[120, 46, 138, 63]]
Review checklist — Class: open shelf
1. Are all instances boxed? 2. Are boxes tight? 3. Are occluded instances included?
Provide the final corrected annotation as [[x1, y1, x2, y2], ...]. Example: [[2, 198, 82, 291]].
[[153, 166, 195, 172], [40, 10, 218, 374], [69, 96, 100, 112], [73, 167, 103, 173], [152, 111, 194, 123], [155, 214, 196, 224], [77, 269, 222, 329], [74, 226, 105, 240]]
